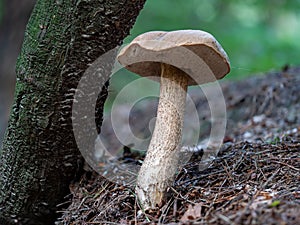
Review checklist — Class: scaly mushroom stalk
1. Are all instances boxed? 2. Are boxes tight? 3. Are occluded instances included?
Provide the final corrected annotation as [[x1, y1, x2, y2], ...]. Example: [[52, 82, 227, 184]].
[[136, 63, 188, 209]]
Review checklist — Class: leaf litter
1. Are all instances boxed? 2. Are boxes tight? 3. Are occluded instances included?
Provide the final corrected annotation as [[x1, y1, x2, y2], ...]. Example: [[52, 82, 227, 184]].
[[56, 66, 299, 224]]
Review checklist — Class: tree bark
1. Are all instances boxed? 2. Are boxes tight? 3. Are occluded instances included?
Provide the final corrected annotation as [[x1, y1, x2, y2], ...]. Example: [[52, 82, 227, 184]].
[[0, 0, 146, 224], [0, 0, 36, 145]]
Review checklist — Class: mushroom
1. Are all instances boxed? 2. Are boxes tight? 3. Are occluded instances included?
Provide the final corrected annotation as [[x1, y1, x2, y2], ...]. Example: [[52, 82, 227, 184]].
[[117, 30, 230, 209]]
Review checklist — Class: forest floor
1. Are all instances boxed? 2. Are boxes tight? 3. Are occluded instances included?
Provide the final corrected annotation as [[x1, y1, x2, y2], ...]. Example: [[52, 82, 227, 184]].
[[56, 66, 300, 225]]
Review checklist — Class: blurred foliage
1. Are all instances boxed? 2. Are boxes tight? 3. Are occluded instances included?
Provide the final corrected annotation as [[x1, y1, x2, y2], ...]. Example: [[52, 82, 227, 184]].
[[0, 0, 3, 23], [108, 0, 300, 109], [125, 0, 300, 79]]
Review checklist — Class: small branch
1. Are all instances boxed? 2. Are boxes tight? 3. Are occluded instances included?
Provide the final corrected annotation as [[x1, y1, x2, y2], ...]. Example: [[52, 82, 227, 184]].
[[270, 160, 300, 172]]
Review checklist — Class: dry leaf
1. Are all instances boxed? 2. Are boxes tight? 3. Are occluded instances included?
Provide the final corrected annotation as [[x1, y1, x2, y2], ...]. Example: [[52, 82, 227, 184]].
[[180, 203, 202, 222]]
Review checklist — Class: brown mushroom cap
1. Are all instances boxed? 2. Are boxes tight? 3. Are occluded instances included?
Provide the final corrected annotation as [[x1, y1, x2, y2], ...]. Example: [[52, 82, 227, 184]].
[[117, 30, 230, 85]]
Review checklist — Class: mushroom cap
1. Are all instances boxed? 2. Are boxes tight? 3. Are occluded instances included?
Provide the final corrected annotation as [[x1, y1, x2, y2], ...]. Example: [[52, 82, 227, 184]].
[[117, 30, 230, 85]]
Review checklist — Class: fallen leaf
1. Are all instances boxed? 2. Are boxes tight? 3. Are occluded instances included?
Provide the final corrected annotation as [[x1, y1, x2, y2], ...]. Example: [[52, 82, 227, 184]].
[[180, 203, 202, 222]]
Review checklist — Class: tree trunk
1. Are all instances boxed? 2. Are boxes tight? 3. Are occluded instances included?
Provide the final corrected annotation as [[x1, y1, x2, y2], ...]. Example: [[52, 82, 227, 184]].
[[0, 0, 146, 224], [0, 0, 36, 145]]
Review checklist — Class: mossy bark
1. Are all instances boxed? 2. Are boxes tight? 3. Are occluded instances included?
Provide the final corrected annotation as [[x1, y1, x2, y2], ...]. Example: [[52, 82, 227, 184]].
[[0, 0, 145, 224]]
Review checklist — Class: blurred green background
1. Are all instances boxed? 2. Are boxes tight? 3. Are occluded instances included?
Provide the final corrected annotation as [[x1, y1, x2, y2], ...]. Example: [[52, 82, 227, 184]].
[[127, 0, 300, 79], [107, 0, 300, 108], [106, 0, 300, 110], [1, 0, 299, 80], [0, 1, 3, 23], [0, 0, 299, 79]]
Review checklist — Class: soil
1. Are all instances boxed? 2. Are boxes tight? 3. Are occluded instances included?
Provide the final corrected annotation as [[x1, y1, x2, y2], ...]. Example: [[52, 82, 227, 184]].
[[56, 66, 300, 225]]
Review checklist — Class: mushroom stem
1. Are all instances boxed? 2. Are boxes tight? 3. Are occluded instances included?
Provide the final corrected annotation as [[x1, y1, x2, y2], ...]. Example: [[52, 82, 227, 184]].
[[136, 63, 188, 209]]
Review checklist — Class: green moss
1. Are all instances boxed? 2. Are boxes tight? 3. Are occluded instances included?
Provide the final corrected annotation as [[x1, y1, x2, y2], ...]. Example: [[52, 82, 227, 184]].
[[16, 1, 71, 79]]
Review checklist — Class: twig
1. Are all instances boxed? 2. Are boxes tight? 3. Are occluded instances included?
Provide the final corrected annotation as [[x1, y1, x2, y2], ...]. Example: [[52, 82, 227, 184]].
[[260, 168, 280, 190], [158, 198, 174, 224], [170, 187, 196, 205], [216, 213, 234, 225], [178, 169, 225, 185], [270, 160, 300, 171]]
